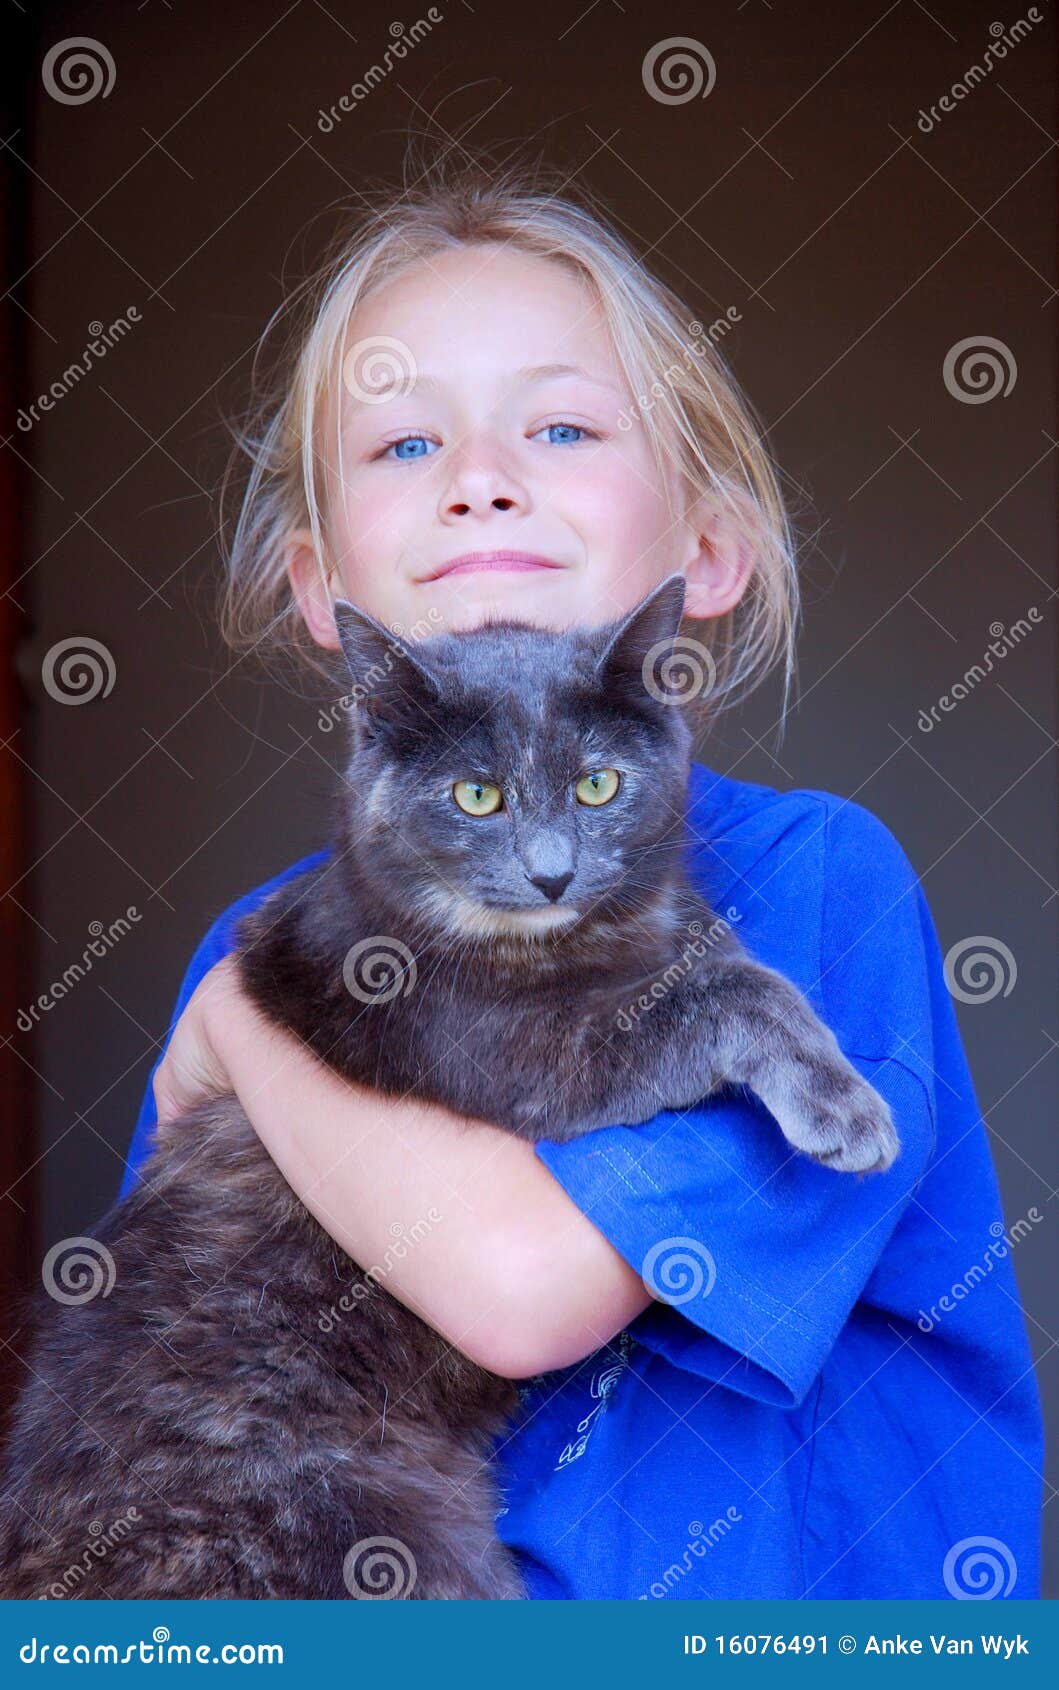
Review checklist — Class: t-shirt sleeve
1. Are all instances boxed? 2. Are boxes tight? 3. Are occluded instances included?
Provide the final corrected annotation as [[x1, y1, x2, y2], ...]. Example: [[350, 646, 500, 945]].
[[533, 798, 940, 1409], [117, 913, 235, 1201]]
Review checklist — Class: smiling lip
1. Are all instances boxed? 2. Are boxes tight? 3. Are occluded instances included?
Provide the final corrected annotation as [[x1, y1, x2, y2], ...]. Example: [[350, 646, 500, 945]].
[[421, 551, 565, 582]]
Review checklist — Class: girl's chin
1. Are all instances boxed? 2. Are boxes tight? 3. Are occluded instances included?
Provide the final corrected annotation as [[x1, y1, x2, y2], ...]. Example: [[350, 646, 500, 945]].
[[426, 574, 585, 636]]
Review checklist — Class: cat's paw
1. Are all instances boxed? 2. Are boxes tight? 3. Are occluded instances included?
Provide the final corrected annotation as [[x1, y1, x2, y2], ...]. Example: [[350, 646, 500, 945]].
[[777, 1073, 899, 1175]]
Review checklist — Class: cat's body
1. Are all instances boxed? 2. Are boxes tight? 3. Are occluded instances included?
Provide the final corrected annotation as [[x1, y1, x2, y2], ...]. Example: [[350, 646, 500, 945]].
[[0, 1091, 521, 1599], [0, 576, 898, 1599]]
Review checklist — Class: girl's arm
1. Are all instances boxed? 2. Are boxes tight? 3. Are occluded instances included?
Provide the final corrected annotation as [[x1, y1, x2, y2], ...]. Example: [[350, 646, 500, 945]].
[[153, 957, 653, 1380]]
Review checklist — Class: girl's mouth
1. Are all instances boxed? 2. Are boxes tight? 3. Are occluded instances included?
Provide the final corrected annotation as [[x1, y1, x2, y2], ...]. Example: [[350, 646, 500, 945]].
[[422, 551, 566, 581]]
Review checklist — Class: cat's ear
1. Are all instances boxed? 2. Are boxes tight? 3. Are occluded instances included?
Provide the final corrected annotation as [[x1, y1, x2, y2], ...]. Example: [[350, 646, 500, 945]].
[[332, 597, 444, 732], [593, 572, 688, 704]]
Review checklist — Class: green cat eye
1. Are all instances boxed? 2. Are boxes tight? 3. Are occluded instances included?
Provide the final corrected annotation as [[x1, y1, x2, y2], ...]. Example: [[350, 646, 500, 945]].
[[452, 779, 503, 816], [575, 768, 621, 806]]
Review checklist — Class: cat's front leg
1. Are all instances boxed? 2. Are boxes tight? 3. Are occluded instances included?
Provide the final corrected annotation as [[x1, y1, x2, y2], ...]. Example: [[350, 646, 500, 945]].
[[512, 953, 897, 1174], [678, 957, 899, 1174], [555, 954, 898, 1174]]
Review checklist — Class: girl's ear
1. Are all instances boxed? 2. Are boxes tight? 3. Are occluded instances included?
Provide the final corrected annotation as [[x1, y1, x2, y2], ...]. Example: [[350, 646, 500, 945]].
[[678, 490, 758, 620], [286, 527, 341, 651]]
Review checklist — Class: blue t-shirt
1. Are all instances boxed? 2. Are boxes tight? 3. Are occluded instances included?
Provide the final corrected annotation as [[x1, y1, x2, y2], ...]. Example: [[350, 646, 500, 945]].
[[118, 760, 1044, 1600]]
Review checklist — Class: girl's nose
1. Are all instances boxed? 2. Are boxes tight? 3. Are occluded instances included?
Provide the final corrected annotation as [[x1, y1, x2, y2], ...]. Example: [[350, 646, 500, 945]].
[[439, 438, 529, 520]]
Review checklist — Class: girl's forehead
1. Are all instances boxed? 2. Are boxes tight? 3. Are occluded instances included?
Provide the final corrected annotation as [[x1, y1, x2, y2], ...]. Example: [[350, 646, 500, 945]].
[[344, 245, 614, 359]]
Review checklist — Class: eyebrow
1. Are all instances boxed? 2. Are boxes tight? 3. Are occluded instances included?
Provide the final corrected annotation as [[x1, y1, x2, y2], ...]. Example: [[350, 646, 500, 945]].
[[346, 362, 626, 405]]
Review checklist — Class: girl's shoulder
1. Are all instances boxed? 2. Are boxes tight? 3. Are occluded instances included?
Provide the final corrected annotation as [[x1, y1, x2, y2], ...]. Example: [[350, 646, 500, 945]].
[[194, 846, 333, 962], [686, 757, 919, 919], [687, 760, 930, 1073]]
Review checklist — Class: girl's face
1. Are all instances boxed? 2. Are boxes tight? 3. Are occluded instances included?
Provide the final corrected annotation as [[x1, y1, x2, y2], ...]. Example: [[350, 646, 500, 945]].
[[288, 242, 749, 646]]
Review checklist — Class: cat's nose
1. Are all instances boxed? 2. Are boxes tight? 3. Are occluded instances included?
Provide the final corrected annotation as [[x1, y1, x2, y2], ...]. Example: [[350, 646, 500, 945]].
[[526, 869, 574, 903]]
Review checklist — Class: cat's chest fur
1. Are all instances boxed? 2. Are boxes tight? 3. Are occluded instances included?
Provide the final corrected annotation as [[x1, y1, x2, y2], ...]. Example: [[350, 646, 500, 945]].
[[233, 862, 712, 1143]]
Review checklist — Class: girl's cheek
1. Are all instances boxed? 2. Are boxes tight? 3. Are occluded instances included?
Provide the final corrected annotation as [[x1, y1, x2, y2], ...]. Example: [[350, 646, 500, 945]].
[[338, 477, 410, 530], [568, 463, 668, 530]]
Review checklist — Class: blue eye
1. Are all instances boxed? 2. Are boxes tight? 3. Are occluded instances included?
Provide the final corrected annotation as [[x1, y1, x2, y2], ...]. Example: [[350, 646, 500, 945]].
[[533, 421, 595, 445], [378, 422, 598, 461], [382, 435, 438, 461]]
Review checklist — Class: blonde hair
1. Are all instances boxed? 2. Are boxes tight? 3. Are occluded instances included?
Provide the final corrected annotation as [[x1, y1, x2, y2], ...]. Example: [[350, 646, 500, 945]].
[[217, 149, 803, 729]]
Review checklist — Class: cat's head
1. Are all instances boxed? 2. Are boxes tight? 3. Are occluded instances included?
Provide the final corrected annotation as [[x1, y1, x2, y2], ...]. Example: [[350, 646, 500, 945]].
[[331, 574, 697, 941]]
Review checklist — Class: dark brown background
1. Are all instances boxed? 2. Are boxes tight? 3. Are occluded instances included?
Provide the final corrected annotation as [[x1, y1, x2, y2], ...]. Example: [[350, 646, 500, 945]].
[[3, 0, 1056, 1591]]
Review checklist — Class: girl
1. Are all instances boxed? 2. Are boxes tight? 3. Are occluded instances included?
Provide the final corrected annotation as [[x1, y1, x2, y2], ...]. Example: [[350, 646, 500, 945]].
[[120, 160, 1043, 1600]]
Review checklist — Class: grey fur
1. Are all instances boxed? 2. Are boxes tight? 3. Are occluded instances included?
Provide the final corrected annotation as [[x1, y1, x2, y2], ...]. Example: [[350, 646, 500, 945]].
[[0, 574, 896, 1599]]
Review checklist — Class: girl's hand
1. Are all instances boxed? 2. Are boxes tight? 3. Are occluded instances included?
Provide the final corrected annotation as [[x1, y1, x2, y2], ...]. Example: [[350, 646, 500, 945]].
[[151, 954, 248, 1124], [154, 955, 652, 1377]]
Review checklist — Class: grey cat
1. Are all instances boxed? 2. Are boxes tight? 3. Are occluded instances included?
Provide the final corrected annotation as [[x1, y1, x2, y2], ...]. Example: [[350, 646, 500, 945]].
[[0, 574, 897, 1600]]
